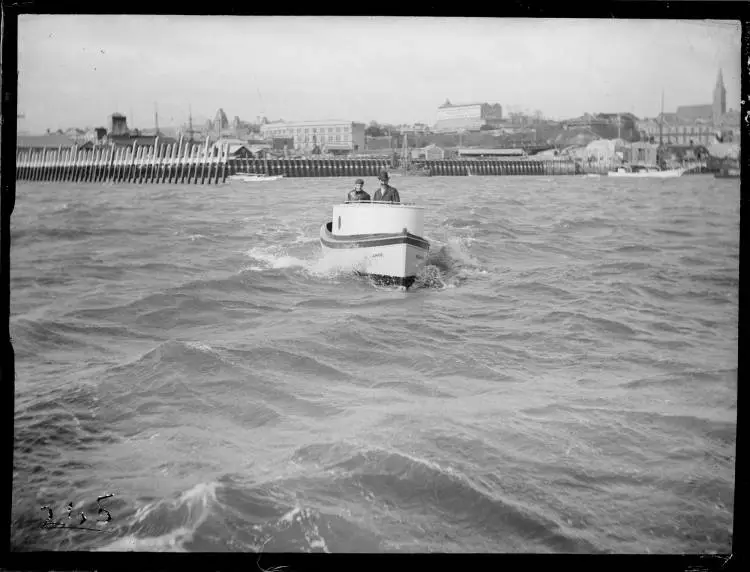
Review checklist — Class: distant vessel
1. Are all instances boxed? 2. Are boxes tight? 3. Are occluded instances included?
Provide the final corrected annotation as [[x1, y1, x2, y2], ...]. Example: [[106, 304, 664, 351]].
[[607, 165, 685, 178]]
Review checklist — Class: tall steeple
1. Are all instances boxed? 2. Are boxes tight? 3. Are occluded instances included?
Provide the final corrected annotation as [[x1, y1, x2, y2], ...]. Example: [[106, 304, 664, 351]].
[[712, 68, 726, 124]]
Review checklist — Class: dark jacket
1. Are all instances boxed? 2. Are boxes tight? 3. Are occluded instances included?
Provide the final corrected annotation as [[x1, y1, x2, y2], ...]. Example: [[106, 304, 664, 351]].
[[373, 184, 400, 203], [347, 189, 371, 202]]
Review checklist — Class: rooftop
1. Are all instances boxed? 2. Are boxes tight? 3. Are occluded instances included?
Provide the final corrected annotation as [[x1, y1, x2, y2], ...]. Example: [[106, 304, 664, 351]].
[[439, 100, 498, 109], [262, 119, 364, 127], [17, 134, 77, 148]]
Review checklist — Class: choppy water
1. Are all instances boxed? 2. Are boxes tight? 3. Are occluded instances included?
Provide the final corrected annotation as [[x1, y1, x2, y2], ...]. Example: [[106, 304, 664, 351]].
[[11, 175, 737, 553]]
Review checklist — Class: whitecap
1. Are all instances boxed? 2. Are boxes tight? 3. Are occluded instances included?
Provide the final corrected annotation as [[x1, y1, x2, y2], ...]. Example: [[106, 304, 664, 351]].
[[97, 482, 220, 552], [245, 246, 308, 270]]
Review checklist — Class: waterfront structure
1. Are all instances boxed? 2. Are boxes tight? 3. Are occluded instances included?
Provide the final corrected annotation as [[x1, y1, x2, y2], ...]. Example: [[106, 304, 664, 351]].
[[365, 135, 395, 151], [434, 99, 503, 132], [661, 143, 709, 165], [16, 133, 77, 150], [623, 141, 659, 167], [212, 138, 254, 158], [109, 134, 177, 148], [638, 69, 739, 145], [109, 113, 129, 136], [411, 144, 445, 161], [584, 139, 629, 164], [562, 112, 639, 141], [637, 117, 718, 146], [260, 119, 366, 154]]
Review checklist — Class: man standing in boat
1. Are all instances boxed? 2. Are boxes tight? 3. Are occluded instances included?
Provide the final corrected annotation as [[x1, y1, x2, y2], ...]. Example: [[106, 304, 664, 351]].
[[347, 179, 371, 202], [373, 170, 400, 203]]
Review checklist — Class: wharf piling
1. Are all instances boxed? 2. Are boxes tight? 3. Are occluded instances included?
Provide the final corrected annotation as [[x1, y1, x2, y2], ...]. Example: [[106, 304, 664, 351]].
[[15, 145, 578, 183]]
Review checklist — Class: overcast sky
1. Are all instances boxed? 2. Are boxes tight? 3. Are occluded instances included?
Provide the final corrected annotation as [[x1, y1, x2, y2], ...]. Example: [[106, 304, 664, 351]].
[[18, 16, 742, 133]]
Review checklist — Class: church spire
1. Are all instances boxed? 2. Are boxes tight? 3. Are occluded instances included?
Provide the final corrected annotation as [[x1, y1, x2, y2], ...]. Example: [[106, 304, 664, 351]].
[[712, 67, 727, 124]]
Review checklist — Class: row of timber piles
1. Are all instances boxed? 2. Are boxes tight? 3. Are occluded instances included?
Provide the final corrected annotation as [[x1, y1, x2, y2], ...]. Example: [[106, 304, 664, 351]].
[[225, 158, 577, 177], [16, 139, 230, 185], [15, 142, 578, 183]]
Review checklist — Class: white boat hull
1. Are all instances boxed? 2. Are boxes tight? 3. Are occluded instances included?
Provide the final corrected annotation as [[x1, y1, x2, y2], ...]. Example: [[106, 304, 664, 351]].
[[607, 168, 685, 178], [319, 222, 429, 288]]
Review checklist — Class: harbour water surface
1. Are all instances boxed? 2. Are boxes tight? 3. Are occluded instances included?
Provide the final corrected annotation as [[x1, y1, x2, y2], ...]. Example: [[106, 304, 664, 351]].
[[10, 175, 737, 553]]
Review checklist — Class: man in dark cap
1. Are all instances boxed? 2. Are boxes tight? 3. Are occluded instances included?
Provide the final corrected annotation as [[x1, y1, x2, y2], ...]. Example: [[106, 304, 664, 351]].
[[372, 170, 400, 203], [347, 179, 371, 202]]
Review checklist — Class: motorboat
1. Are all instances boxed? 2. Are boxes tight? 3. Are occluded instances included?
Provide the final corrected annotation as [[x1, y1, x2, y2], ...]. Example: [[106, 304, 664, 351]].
[[607, 165, 685, 178], [228, 173, 285, 182], [319, 201, 430, 289]]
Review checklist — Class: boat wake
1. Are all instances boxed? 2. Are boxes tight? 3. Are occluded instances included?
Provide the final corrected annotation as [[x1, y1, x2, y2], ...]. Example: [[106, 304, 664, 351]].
[[412, 265, 447, 289], [243, 233, 484, 291], [410, 236, 487, 290], [244, 245, 311, 272]]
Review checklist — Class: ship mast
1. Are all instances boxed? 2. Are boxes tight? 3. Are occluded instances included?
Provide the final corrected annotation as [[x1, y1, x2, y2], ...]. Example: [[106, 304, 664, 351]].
[[617, 112, 621, 140], [187, 104, 194, 142], [659, 89, 664, 146], [402, 130, 408, 169]]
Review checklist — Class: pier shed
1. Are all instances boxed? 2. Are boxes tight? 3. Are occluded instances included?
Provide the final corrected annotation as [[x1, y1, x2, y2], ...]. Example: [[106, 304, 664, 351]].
[[212, 138, 254, 158], [411, 144, 445, 161], [109, 135, 177, 148], [625, 141, 658, 166]]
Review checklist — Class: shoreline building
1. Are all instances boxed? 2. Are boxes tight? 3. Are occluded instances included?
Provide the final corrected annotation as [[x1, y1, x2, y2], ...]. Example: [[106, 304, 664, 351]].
[[434, 99, 503, 132], [561, 112, 640, 141], [638, 69, 740, 145], [260, 119, 366, 155]]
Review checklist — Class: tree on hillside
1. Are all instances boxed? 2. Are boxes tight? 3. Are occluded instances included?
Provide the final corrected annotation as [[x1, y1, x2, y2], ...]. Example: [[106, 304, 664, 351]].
[[366, 121, 386, 137]]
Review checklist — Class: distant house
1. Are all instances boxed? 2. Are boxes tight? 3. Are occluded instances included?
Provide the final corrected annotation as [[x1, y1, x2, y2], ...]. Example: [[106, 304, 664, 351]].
[[411, 144, 445, 161], [584, 139, 629, 164], [534, 148, 560, 158], [661, 143, 709, 163], [17, 134, 78, 150], [625, 141, 659, 166], [554, 128, 600, 148], [63, 128, 87, 143], [247, 144, 272, 158], [560, 145, 589, 160], [562, 113, 638, 141], [675, 104, 713, 123], [365, 135, 395, 151], [109, 134, 177, 148], [212, 138, 254, 158], [707, 142, 740, 161]]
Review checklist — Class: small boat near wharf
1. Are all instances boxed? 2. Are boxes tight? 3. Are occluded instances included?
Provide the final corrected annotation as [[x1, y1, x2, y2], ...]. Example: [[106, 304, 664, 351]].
[[607, 165, 685, 178], [229, 173, 285, 182]]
